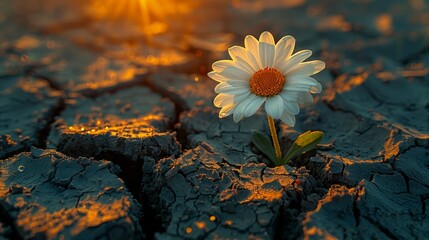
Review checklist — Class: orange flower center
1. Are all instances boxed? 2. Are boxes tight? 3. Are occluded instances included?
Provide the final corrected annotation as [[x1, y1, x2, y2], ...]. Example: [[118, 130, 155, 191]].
[[249, 68, 285, 97]]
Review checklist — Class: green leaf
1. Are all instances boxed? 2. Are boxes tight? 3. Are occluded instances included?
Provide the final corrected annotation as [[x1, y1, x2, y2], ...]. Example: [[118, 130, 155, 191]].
[[282, 130, 324, 164], [251, 130, 279, 165]]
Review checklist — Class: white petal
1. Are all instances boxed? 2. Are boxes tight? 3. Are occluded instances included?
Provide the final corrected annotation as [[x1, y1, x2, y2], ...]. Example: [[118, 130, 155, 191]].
[[214, 93, 234, 107], [213, 92, 250, 110], [219, 104, 235, 118], [234, 92, 251, 104], [283, 84, 311, 93], [310, 82, 322, 93], [215, 81, 249, 94], [245, 35, 259, 55], [279, 50, 312, 74], [218, 66, 250, 80], [259, 42, 275, 68], [287, 60, 325, 77], [280, 90, 313, 104], [208, 71, 227, 82], [232, 100, 248, 123], [288, 75, 320, 86], [297, 92, 314, 103], [235, 56, 257, 74], [212, 60, 234, 72], [280, 90, 300, 102], [222, 79, 249, 86], [265, 95, 284, 119], [289, 76, 323, 94], [284, 76, 321, 93], [259, 31, 275, 45], [284, 101, 300, 115], [233, 94, 264, 122], [246, 50, 262, 71], [280, 112, 296, 127], [230, 51, 260, 72], [274, 35, 295, 68], [283, 83, 310, 92], [243, 95, 266, 117], [245, 35, 261, 69], [228, 46, 248, 62], [213, 59, 257, 76]]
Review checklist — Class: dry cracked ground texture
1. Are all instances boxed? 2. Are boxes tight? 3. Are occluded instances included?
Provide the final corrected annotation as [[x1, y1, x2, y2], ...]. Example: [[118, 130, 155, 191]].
[[1, 0, 429, 239]]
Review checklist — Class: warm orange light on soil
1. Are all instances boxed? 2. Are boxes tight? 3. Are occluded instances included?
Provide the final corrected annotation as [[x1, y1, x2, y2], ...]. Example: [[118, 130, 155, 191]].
[[64, 115, 163, 139]]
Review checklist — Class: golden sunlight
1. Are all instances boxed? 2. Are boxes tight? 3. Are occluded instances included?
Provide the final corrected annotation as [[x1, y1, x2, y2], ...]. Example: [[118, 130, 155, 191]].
[[88, 0, 197, 36]]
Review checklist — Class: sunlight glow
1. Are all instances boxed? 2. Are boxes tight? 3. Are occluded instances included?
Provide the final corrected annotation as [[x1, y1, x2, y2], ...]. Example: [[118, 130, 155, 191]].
[[89, 0, 197, 36]]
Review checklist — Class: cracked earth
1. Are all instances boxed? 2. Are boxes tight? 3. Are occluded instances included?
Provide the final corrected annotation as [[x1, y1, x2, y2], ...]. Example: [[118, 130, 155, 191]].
[[0, 0, 428, 239]]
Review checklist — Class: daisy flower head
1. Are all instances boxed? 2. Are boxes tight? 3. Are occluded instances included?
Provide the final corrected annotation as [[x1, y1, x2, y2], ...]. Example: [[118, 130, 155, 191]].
[[208, 31, 325, 127]]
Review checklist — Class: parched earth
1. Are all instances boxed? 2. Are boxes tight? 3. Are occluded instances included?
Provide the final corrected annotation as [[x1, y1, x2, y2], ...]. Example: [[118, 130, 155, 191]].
[[0, 0, 428, 239]]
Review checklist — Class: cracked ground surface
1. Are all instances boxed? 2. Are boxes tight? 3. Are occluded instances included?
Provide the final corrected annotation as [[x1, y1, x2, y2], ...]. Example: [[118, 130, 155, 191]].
[[1, 0, 428, 239]]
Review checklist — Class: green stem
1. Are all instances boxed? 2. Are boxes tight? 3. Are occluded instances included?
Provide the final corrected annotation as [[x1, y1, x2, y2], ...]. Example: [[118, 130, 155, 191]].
[[267, 115, 282, 164]]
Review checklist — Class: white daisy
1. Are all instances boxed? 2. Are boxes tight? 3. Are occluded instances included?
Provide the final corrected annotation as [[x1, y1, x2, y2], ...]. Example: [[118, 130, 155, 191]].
[[208, 31, 325, 127]]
